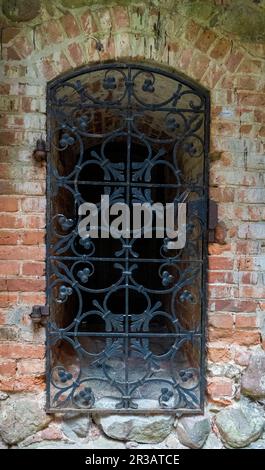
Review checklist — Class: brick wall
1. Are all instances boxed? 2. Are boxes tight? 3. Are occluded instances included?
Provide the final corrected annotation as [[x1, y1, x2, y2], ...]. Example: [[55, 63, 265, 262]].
[[0, 0, 264, 449]]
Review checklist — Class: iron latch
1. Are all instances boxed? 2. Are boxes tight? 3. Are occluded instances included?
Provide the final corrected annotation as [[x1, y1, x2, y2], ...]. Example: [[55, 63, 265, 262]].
[[208, 200, 218, 242], [30, 305, 49, 325]]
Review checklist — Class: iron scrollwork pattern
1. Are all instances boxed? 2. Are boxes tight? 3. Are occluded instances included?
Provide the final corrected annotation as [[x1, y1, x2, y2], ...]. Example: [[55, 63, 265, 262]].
[[46, 63, 209, 413]]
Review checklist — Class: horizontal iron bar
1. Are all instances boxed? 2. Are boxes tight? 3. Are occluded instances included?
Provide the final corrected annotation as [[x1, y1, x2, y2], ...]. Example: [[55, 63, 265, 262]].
[[48, 331, 202, 338], [50, 257, 204, 263], [55, 181, 205, 189], [46, 407, 203, 415]]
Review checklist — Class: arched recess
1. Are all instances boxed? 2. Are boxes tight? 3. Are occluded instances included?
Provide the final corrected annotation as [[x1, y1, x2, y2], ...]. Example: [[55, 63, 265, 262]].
[[46, 62, 210, 414]]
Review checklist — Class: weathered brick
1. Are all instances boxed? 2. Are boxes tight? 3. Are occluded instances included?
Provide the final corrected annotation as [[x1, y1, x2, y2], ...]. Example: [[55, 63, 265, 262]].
[[0, 375, 45, 392], [21, 231, 45, 245], [235, 314, 257, 329], [238, 92, 265, 107], [0, 292, 19, 308], [208, 271, 235, 284], [0, 231, 20, 245], [0, 261, 20, 276], [112, 6, 130, 29], [0, 214, 24, 229], [67, 43, 84, 67], [0, 246, 45, 261], [207, 377, 233, 403], [22, 262, 45, 276], [2, 279, 45, 292], [16, 359, 45, 375], [0, 343, 45, 359], [0, 360, 17, 376], [0, 326, 18, 341], [60, 13, 80, 38], [189, 53, 210, 80], [208, 257, 234, 270], [208, 343, 232, 362], [209, 313, 234, 329], [195, 28, 217, 53], [36, 20, 65, 48]]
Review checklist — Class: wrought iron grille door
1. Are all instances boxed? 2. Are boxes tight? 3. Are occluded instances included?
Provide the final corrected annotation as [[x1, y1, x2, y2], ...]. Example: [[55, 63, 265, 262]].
[[46, 63, 209, 413]]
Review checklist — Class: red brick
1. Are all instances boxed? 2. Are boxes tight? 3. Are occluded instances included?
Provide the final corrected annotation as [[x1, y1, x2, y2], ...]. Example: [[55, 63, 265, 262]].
[[0, 360, 17, 376], [184, 20, 201, 43], [235, 314, 257, 329], [36, 20, 65, 47], [208, 344, 232, 362], [0, 214, 24, 229], [179, 48, 193, 70], [2, 27, 20, 44], [0, 181, 45, 196], [207, 377, 233, 403], [232, 330, 260, 346], [209, 313, 234, 329], [195, 29, 217, 53], [237, 300, 258, 312], [237, 76, 257, 91], [239, 286, 265, 299], [238, 92, 265, 107], [67, 43, 84, 67], [21, 197, 46, 212], [0, 231, 20, 245], [80, 10, 97, 33], [210, 38, 231, 60], [17, 359, 44, 375], [238, 59, 263, 74], [208, 285, 238, 299], [8, 35, 33, 59], [2, 279, 45, 292], [0, 343, 45, 359], [0, 293, 18, 308], [208, 327, 233, 341], [209, 299, 258, 313], [57, 52, 72, 75], [254, 110, 265, 123], [208, 243, 232, 256], [208, 257, 234, 270], [112, 6, 130, 28], [258, 126, 265, 137], [0, 261, 20, 276], [25, 215, 45, 229], [208, 271, 235, 284], [237, 256, 254, 271], [233, 347, 250, 366], [0, 196, 19, 212], [203, 63, 224, 89], [209, 187, 235, 202], [0, 375, 45, 392], [5, 47, 20, 60], [214, 223, 228, 244], [21, 231, 45, 245], [239, 272, 258, 285], [22, 262, 45, 276], [20, 292, 46, 305], [225, 51, 244, 72], [0, 246, 45, 260], [190, 53, 210, 80], [60, 13, 80, 38], [41, 56, 58, 81], [240, 124, 252, 135], [21, 97, 41, 113]]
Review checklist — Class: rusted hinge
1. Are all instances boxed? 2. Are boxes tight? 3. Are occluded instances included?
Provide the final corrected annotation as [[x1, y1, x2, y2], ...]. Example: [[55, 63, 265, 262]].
[[208, 200, 218, 242], [30, 305, 49, 325]]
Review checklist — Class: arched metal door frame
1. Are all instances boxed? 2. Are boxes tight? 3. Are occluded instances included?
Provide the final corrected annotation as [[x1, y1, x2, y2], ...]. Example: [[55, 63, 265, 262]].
[[45, 62, 210, 414]]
